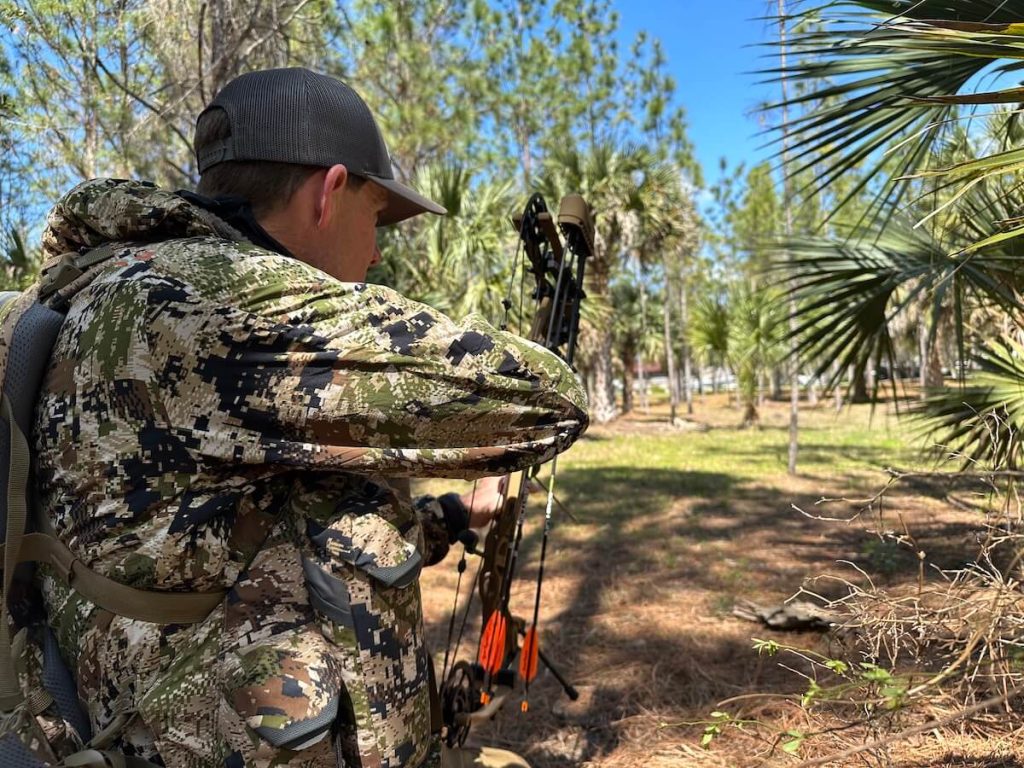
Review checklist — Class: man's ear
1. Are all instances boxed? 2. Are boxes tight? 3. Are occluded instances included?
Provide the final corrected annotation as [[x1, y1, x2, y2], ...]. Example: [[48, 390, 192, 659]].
[[316, 164, 350, 229]]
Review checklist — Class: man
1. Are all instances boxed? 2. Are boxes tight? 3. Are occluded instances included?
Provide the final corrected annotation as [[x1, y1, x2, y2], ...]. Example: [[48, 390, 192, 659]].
[[33, 68, 587, 767]]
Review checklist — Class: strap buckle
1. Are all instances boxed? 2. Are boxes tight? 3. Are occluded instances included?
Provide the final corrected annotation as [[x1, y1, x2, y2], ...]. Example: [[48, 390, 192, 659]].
[[38, 254, 83, 300]]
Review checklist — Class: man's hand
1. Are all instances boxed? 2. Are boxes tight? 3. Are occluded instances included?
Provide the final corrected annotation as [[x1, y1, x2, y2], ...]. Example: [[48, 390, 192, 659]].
[[461, 475, 509, 528]]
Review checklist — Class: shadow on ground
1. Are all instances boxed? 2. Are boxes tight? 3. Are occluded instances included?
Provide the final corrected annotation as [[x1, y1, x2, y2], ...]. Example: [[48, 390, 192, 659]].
[[423, 458, 996, 766]]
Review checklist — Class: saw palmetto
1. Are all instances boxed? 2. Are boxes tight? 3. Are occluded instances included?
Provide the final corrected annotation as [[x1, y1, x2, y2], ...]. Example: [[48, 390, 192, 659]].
[[769, 1, 1024, 229]]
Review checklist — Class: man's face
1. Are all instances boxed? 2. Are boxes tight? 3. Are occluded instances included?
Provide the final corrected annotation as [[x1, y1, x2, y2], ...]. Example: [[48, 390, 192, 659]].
[[327, 176, 388, 283]]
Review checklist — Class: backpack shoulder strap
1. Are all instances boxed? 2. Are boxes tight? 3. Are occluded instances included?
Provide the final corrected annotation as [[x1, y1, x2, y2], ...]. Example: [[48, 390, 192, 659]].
[[38, 243, 120, 304]]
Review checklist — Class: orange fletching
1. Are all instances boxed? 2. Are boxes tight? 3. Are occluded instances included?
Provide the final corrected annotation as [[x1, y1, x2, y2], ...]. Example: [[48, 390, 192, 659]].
[[519, 626, 539, 683], [478, 612, 508, 675]]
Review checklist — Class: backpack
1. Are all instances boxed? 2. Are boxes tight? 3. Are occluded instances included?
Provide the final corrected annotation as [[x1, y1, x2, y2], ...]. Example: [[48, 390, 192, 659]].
[[0, 246, 225, 767]]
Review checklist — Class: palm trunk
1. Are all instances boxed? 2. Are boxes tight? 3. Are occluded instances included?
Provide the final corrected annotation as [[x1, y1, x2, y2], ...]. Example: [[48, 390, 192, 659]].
[[918, 321, 929, 398], [851, 365, 869, 403], [621, 350, 635, 414], [740, 362, 759, 428], [591, 332, 618, 423], [637, 276, 650, 414], [925, 321, 944, 389], [742, 401, 759, 427]]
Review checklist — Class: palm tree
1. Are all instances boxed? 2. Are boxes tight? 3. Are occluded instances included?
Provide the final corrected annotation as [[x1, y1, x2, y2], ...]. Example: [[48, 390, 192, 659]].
[[730, 282, 785, 427], [773, 1, 1024, 225], [775, 1, 1024, 466], [689, 293, 731, 395], [780, 181, 1024, 387], [375, 162, 515, 322], [611, 280, 661, 415], [539, 143, 696, 423]]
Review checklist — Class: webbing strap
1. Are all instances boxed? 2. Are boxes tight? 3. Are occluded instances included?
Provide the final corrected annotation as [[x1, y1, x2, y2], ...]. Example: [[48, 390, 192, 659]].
[[0, 533, 225, 625], [0, 395, 28, 711], [38, 244, 119, 302]]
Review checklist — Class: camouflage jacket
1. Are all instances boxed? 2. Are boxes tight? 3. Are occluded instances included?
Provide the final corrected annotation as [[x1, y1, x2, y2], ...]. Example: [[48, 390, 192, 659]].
[[31, 179, 588, 767]]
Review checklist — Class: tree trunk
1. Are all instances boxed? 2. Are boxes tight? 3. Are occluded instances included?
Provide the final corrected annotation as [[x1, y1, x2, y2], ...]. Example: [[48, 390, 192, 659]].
[[741, 400, 759, 428], [621, 350, 635, 415], [591, 332, 618, 423], [771, 367, 783, 400], [740, 360, 759, 428], [807, 374, 818, 406], [637, 274, 650, 415], [663, 282, 680, 424], [622, 366, 630, 415], [636, 351, 649, 414], [925, 323, 944, 389], [851, 365, 869, 403], [679, 282, 694, 415]]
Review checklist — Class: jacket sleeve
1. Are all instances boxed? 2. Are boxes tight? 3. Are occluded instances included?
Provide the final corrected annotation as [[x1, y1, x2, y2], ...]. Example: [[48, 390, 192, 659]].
[[142, 246, 589, 479]]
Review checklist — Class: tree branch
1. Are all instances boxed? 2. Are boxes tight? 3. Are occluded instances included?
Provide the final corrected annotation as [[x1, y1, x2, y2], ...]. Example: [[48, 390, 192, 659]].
[[91, 54, 194, 155]]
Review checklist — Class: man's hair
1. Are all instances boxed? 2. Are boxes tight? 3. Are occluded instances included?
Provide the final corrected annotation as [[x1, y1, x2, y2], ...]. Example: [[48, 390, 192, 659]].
[[195, 108, 363, 217]]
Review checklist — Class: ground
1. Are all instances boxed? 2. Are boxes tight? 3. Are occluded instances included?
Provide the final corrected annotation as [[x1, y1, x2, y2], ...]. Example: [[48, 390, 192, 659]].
[[415, 392, 1024, 767]]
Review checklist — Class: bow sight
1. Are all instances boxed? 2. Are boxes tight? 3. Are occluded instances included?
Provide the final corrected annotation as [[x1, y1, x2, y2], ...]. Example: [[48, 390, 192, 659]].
[[507, 193, 593, 365], [439, 192, 594, 747]]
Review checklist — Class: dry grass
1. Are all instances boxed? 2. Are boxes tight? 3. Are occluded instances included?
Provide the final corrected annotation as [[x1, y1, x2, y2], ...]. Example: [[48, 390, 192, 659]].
[[416, 392, 1024, 767]]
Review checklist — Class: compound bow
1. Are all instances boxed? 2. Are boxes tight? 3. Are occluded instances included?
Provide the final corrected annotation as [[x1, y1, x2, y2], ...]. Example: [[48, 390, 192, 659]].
[[439, 192, 594, 746]]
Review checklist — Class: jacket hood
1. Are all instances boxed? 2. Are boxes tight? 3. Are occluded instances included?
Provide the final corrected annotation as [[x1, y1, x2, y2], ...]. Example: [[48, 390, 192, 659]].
[[41, 178, 242, 263]]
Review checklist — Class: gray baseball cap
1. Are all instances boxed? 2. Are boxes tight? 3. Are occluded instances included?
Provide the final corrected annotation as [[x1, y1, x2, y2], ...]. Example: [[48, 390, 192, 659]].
[[195, 68, 446, 226]]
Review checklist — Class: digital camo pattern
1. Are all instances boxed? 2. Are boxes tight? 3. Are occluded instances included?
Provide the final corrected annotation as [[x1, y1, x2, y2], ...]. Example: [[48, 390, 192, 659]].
[[33, 178, 588, 767]]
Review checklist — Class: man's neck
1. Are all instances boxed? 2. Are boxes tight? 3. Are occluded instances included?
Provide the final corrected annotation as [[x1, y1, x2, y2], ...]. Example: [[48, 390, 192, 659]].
[[177, 190, 294, 258]]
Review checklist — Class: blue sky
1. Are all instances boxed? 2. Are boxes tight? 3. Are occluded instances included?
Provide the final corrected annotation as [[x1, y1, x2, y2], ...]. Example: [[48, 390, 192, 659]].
[[614, 0, 780, 181]]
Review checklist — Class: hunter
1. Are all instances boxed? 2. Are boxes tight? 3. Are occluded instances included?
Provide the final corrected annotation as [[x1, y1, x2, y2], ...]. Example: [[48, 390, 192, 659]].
[[33, 68, 588, 766]]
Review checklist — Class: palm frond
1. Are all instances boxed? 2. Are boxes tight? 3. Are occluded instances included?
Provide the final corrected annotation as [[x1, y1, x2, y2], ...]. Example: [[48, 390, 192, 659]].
[[689, 293, 730, 368], [777, 204, 1024, 389], [769, 1, 1024, 220], [914, 337, 1024, 470]]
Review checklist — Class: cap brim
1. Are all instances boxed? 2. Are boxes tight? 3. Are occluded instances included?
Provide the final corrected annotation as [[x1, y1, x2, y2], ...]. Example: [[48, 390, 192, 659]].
[[371, 177, 447, 226]]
